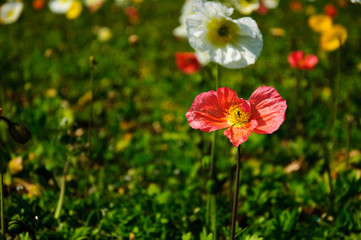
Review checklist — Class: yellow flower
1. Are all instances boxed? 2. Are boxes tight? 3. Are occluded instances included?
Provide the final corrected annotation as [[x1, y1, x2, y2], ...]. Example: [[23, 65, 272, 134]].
[[97, 27, 112, 42], [320, 24, 347, 51], [308, 14, 332, 33], [66, 0, 82, 20]]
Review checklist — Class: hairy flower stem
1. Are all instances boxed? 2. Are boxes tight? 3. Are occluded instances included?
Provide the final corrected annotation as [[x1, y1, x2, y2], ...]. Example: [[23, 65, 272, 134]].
[[208, 63, 220, 240], [327, 39, 342, 211], [54, 157, 70, 219], [230, 146, 241, 240]]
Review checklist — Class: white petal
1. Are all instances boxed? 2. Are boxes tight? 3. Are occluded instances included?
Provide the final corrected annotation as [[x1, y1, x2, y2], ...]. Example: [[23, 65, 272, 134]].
[[49, 0, 74, 14], [0, 2, 23, 24]]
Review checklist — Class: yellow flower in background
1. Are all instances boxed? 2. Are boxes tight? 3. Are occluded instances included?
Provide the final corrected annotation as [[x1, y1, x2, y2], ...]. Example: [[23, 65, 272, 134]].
[[97, 27, 112, 42], [0, 1, 24, 25], [308, 14, 332, 33], [66, 0, 83, 20], [320, 24, 347, 51]]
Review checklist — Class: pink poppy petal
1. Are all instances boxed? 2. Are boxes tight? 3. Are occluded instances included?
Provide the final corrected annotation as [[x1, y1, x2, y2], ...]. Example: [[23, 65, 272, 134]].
[[224, 120, 258, 147], [248, 86, 287, 134], [304, 55, 318, 69], [186, 90, 229, 132]]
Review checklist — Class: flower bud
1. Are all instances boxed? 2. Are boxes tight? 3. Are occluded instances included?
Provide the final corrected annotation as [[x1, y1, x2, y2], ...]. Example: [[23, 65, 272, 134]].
[[8, 220, 27, 235], [8, 122, 32, 144]]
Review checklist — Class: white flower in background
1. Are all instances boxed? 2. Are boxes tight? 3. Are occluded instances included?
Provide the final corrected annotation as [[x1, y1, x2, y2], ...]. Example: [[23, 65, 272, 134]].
[[0, 2, 24, 25], [186, 1, 263, 69], [173, 0, 202, 38], [264, 0, 279, 9], [195, 50, 210, 66], [351, 0, 361, 3], [232, 0, 260, 15], [49, 0, 73, 14]]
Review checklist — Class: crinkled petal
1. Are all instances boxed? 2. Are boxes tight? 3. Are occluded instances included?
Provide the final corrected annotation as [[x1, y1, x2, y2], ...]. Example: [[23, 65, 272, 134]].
[[248, 86, 287, 134], [193, 1, 233, 18], [186, 90, 229, 132], [224, 120, 258, 147], [216, 87, 250, 112]]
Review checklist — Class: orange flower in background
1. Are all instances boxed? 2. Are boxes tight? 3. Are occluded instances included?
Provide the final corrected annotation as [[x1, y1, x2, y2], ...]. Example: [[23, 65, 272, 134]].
[[320, 24, 347, 51], [289, 0, 303, 12], [33, 0, 45, 10], [288, 51, 318, 70], [308, 14, 333, 33], [186, 87, 287, 147], [324, 4, 338, 19], [175, 52, 201, 75]]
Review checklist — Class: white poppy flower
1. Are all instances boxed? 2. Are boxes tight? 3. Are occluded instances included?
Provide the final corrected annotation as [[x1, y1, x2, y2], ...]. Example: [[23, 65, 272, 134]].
[[0, 2, 24, 25], [232, 0, 260, 15], [49, 0, 73, 14], [264, 0, 279, 9], [186, 1, 263, 69], [173, 0, 202, 38], [351, 0, 361, 3], [195, 50, 210, 66]]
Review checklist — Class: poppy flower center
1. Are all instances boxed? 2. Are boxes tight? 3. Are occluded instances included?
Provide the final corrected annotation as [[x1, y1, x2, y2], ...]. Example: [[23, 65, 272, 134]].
[[7, 9, 15, 18], [206, 17, 238, 47], [226, 105, 251, 127]]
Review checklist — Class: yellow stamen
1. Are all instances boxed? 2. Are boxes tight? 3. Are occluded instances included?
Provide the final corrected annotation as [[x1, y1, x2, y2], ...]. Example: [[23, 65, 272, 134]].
[[206, 17, 238, 47], [226, 105, 250, 128], [240, 0, 257, 7], [7, 10, 14, 19]]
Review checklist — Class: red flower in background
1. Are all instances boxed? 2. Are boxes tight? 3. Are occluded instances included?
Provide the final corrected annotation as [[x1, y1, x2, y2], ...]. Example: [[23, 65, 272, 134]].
[[33, 0, 45, 10], [125, 6, 139, 24], [175, 52, 201, 74], [186, 87, 287, 147], [257, 0, 268, 15], [288, 51, 318, 70], [324, 4, 338, 19]]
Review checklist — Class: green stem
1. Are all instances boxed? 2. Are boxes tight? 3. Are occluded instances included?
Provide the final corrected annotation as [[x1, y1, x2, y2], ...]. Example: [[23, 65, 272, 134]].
[[215, 63, 220, 90], [85, 57, 95, 198], [327, 39, 342, 203], [0, 171, 4, 235], [345, 120, 351, 170], [0, 138, 4, 235], [54, 157, 70, 219], [230, 146, 241, 240], [208, 64, 220, 240]]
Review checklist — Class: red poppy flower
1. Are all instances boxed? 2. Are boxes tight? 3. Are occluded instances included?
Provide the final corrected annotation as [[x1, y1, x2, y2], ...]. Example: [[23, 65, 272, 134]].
[[186, 87, 287, 147], [288, 51, 318, 70], [33, 0, 45, 10], [324, 4, 338, 19], [175, 52, 201, 74]]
